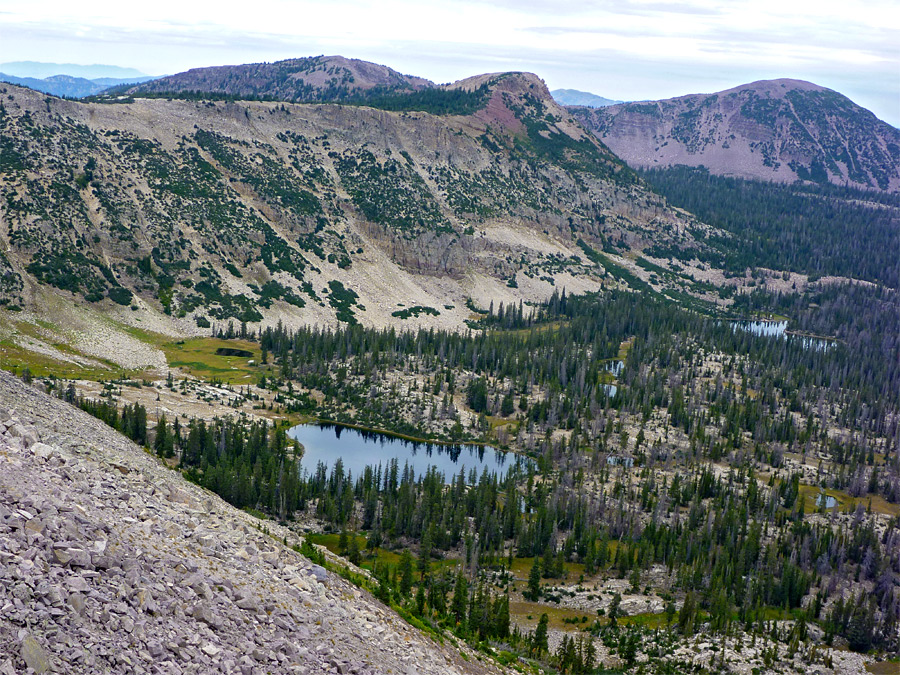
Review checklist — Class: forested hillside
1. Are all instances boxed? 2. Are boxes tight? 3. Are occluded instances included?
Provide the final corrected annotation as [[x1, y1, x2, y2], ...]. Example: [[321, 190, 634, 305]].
[[640, 167, 900, 287], [60, 279, 900, 673]]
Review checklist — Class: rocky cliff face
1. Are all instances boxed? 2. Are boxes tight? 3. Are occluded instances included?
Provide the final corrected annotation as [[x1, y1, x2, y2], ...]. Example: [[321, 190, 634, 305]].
[[0, 369, 507, 674], [0, 71, 705, 331], [573, 79, 900, 192]]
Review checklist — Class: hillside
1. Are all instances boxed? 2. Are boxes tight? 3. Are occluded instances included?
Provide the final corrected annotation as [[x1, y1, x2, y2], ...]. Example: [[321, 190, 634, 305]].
[[572, 79, 900, 192], [122, 55, 434, 102], [0, 369, 507, 674], [0, 68, 714, 367]]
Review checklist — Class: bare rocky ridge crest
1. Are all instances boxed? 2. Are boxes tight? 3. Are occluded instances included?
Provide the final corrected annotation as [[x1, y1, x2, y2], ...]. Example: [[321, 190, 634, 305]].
[[0, 370, 507, 674]]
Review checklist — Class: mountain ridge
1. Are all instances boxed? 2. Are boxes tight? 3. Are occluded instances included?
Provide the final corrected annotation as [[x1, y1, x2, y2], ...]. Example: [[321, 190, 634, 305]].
[[0, 61, 148, 79], [122, 55, 434, 102], [571, 78, 900, 192], [0, 72, 708, 347]]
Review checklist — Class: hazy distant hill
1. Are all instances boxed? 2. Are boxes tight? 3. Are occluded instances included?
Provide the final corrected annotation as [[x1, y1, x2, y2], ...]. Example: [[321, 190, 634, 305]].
[[0, 72, 154, 98], [0, 61, 148, 80], [572, 79, 900, 192], [551, 89, 622, 108]]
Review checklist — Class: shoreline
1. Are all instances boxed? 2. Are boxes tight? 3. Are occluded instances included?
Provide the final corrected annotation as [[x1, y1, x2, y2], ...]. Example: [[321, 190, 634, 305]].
[[292, 417, 507, 453]]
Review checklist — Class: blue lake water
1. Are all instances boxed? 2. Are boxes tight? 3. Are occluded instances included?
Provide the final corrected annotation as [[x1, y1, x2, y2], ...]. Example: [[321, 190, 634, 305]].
[[288, 423, 530, 481], [731, 320, 788, 337], [729, 320, 833, 351]]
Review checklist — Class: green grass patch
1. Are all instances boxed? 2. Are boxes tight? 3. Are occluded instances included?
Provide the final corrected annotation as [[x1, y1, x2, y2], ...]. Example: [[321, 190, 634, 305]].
[[866, 659, 900, 675], [0, 339, 126, 380], [798, 483, 899, 517], [617, 611, 669, 629], [508, 556, 584, 580], [486, 416, 520, 431], [509, 601, 594, 631], [0, 317, 144, 380], [161, 337, 259, 384], [307, 533, 462, 573], [617, 338, 634, 361]]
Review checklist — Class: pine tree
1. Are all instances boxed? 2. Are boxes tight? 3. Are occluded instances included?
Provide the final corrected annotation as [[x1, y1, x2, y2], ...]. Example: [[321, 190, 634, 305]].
[[348, 533, 361, 565], [154, 414, 173, 458], [415, 581, 426, 616], [451, 568, 468, 628], [608, 592, 622, 628], [526, 557, 542, 600], [532, 613, 549, 655], [493, 593, 510, 638], [399, 550, 414, 597], [846, 598, 875, 652], [679, 592, 696, 635]]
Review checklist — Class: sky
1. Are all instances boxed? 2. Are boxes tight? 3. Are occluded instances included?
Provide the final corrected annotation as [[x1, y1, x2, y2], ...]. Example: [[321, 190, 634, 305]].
[[1, 0, 898, 126]]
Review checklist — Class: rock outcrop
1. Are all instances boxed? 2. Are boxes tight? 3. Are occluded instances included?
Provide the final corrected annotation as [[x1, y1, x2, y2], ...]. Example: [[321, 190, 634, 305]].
[[0, 370, 507, 674]]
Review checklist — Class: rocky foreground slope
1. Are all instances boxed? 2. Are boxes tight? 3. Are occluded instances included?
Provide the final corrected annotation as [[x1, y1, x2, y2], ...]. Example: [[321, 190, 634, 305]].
[[573, 79, 900, 192], [0, 369, 506, 675]]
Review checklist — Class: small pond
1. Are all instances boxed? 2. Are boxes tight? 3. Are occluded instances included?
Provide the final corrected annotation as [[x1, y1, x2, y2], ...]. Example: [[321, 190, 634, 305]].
[[288, 423, 530, 481], [606, 455, 633, 468], [816, 494, 838, 509], [604, 360, 624, 377]]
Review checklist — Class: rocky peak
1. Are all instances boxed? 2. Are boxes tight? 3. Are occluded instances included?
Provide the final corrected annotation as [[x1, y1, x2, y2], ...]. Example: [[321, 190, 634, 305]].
[[718, 78, 828, 97], [573, 79, 900, 192]]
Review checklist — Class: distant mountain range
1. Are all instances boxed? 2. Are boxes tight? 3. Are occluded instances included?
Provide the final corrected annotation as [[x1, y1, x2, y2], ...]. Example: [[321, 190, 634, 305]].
[[0, 61, 148, 79], [571, 79, 900, 192], [550, 89, 622, 108], [0, 72, 155, 98]]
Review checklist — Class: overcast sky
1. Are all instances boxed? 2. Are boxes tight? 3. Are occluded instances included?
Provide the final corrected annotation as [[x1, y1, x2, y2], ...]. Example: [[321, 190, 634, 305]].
[[1, 0, 897, 126]]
